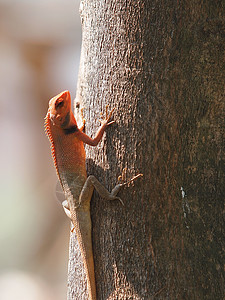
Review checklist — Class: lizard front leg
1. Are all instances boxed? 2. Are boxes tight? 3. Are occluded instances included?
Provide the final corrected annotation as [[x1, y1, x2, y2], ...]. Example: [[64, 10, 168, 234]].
[[75, 106, 115, 146]]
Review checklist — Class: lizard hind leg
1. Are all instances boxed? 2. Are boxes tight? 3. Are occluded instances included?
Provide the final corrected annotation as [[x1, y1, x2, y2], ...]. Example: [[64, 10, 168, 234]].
[[78, 170, 143, 208], [78, 175, 123, 208], [62, 200, 77, 232]]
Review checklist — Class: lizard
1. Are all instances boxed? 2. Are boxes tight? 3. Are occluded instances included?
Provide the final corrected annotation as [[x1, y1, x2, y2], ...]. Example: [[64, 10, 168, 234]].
[[45, 90, 142, 300]]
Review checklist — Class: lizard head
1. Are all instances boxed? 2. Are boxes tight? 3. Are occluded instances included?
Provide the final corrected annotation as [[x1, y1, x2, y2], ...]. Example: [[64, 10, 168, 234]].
[[48, 90, 76, 129]]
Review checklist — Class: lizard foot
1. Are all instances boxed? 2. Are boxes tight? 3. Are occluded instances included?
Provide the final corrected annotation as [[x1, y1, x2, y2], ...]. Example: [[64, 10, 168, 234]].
[[99, 105, 115, 126], [118, 168, 143, 187], [110, 168, 143, 206], [62, 199, 80, 220], [62, 200, 76, 232]]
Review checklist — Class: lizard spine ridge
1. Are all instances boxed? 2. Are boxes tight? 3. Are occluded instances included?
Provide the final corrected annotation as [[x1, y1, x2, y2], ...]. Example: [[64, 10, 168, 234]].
[[44, 112, 59, 177]]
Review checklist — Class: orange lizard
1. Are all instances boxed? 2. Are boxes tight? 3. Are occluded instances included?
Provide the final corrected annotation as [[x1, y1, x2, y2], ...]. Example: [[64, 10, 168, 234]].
[[45, 90, 142, 300]]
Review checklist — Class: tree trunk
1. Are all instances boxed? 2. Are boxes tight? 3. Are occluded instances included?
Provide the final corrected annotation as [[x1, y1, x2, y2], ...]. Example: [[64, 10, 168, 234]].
[[68, 0, 224, 299]]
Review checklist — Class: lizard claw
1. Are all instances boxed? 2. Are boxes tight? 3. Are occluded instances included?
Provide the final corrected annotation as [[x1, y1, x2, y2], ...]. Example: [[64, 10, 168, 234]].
[[99, 105, 115, 126], [116, 196, 124, 206], [118, 168, 143, 186]]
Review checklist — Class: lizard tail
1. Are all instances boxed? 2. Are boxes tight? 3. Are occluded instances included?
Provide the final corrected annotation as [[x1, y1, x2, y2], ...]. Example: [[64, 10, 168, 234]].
[[72, 211, 97, 300], [83, 248, 96, 300]]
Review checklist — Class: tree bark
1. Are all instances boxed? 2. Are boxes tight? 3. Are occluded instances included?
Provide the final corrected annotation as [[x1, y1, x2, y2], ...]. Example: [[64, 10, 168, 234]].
[[68, 0, 224, 299]]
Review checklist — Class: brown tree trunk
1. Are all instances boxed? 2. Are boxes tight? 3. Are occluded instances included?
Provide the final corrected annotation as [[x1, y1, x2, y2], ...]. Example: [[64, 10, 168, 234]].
[[68, 1, 224, 299]]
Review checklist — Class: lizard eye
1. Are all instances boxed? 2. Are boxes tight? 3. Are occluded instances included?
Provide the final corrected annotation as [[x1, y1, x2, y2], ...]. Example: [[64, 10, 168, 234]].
[[55, 98, 64, 109]]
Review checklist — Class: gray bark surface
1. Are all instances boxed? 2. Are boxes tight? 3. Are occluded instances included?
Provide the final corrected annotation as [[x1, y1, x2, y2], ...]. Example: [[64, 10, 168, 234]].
[[68, 1, 224, 299]]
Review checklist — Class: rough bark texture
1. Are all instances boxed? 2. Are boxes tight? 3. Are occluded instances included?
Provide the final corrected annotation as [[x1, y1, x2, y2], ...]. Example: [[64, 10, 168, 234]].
[[68, 0, 224, 299]]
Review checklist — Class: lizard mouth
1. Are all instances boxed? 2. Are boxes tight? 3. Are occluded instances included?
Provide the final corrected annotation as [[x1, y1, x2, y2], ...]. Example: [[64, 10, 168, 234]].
[[59, 90, 70, 100]]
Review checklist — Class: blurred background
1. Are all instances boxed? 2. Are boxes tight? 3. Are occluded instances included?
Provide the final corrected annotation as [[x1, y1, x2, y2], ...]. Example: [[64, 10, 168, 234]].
[[0, 0, 81, 299]]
